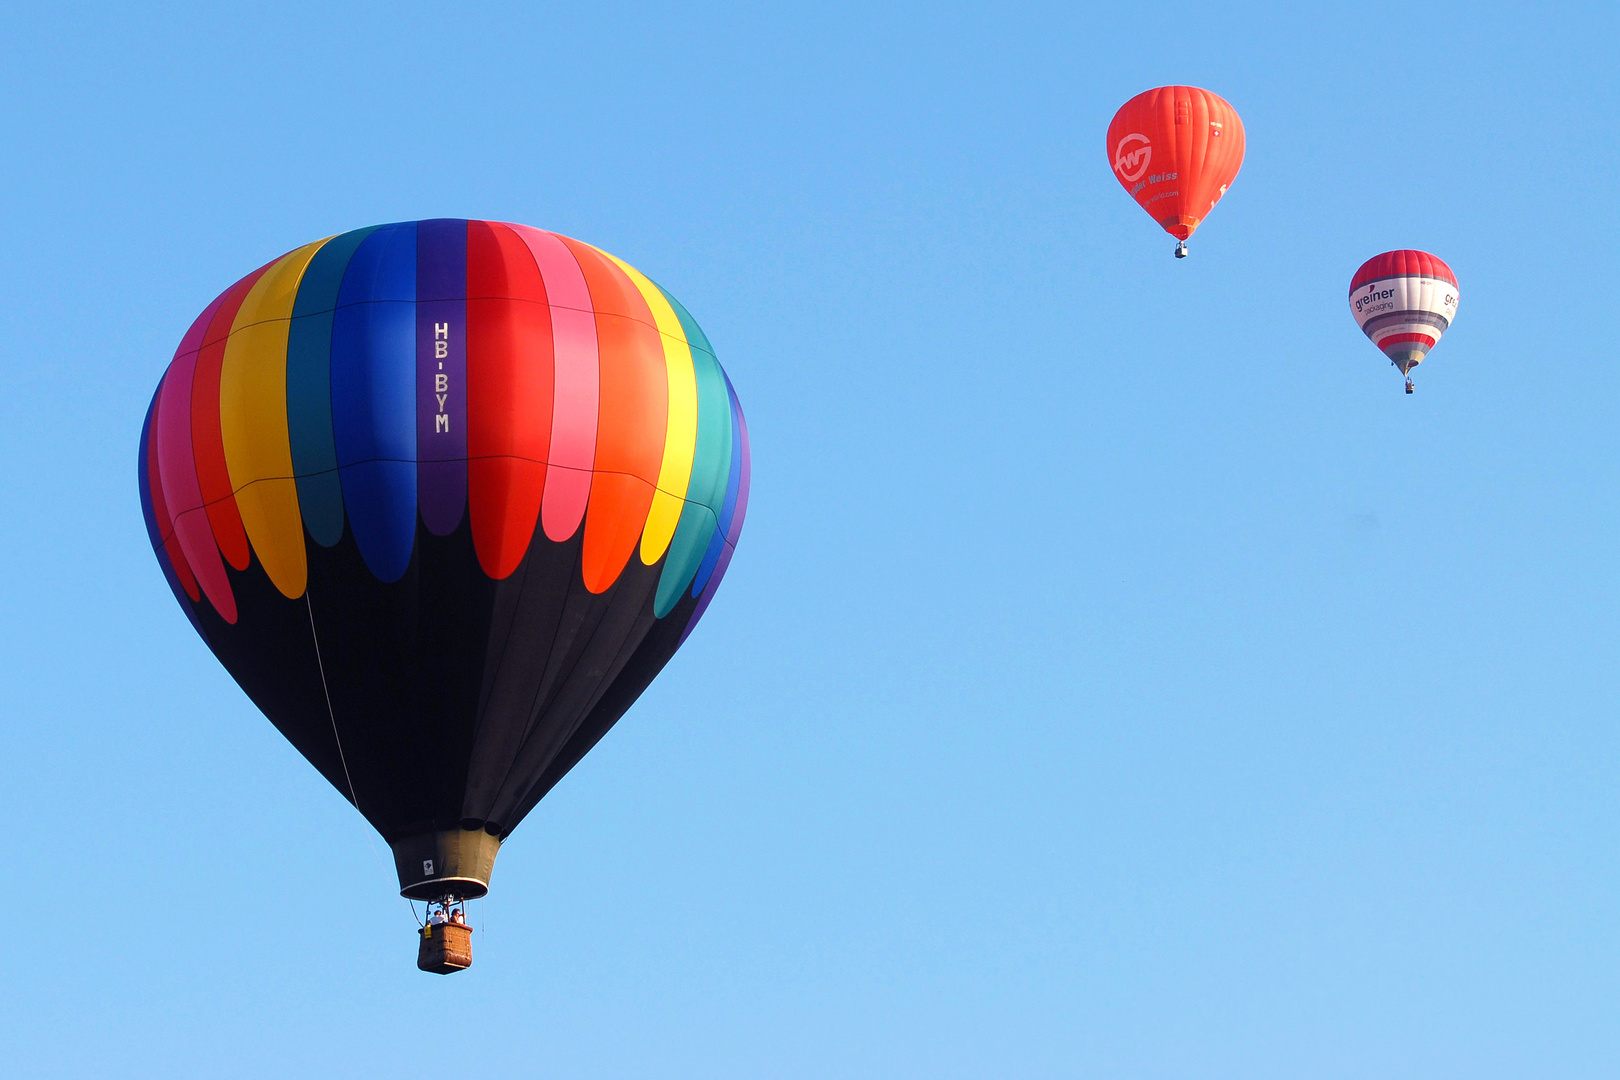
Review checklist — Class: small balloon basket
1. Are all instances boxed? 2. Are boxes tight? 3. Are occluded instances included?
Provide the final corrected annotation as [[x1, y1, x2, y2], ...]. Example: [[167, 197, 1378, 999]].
[[412, 881, 482, 973], [418, 919, 474, 974]]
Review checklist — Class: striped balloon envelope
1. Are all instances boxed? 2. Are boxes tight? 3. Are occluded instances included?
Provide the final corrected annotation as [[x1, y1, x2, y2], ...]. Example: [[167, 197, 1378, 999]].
[[137, 220, 750, 905], [1348, 249, 1460, 389]]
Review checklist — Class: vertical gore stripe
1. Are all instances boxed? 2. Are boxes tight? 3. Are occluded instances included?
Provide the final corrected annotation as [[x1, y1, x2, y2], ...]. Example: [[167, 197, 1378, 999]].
[[507, 225, 599, 543], [192, 263, 272, 571], [219, 239, 327, 599], [416, 219, 469, 536], [654, 288, 732, 616], [140, 395, 206, 640], [288, 227, 378, 547], [597, 250, 699, 567], [331, 222, 418, 583], [156, 291, 237, 622], [692, 377, 747, 596], [557, 235, 668, 593], [681, 380, 750, 644], [466, 221, 554, 579], [144, 384, 199, 602], [140, 388, 200, 604]]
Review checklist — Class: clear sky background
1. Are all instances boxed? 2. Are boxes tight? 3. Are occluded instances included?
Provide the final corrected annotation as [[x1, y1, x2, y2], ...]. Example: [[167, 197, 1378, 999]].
[[3, 2, 1617, 1077]]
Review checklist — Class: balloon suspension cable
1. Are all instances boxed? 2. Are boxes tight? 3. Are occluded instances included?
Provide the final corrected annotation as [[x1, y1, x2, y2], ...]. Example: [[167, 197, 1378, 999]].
[[305, 592, 417, 923], [305, 594, 361, 812]]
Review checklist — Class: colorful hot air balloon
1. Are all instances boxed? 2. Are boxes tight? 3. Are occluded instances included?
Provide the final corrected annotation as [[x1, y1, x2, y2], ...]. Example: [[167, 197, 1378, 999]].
[[1106, 86, 1245, 258], [137, 220, 750, 971], [1348, 249, 1460, 393]]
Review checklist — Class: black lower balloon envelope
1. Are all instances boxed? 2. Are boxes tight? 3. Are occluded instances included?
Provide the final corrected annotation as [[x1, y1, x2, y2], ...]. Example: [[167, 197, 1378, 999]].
[[186, 511, 705, 899]]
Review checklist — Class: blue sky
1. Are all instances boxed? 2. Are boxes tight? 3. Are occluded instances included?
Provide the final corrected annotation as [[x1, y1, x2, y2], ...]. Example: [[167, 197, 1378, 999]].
[[3, 2, 1618, 1077]]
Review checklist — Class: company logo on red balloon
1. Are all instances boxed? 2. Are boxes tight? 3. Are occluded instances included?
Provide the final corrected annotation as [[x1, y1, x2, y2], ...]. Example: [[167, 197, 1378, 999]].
[[1114, 134, 1152, 182]]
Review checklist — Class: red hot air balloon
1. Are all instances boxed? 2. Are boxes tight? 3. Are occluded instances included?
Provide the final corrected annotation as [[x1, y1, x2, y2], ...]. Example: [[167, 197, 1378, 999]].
[[1107, 86, 1245, 258], [1348, 249, 1460, 394], [137, 220, 750, 972]]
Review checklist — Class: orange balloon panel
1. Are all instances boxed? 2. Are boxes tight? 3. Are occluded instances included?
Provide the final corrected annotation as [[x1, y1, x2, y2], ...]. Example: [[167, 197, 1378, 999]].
[[1106, 86, 1245, 242]]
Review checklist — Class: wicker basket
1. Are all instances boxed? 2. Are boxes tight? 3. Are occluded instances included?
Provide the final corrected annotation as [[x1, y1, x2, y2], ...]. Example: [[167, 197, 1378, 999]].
[[418, 922, 474, 974]]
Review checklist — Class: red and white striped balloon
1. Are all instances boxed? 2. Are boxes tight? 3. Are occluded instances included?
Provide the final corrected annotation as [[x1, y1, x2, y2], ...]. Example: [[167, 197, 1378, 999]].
[[1349, 250, 1460, 384]]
